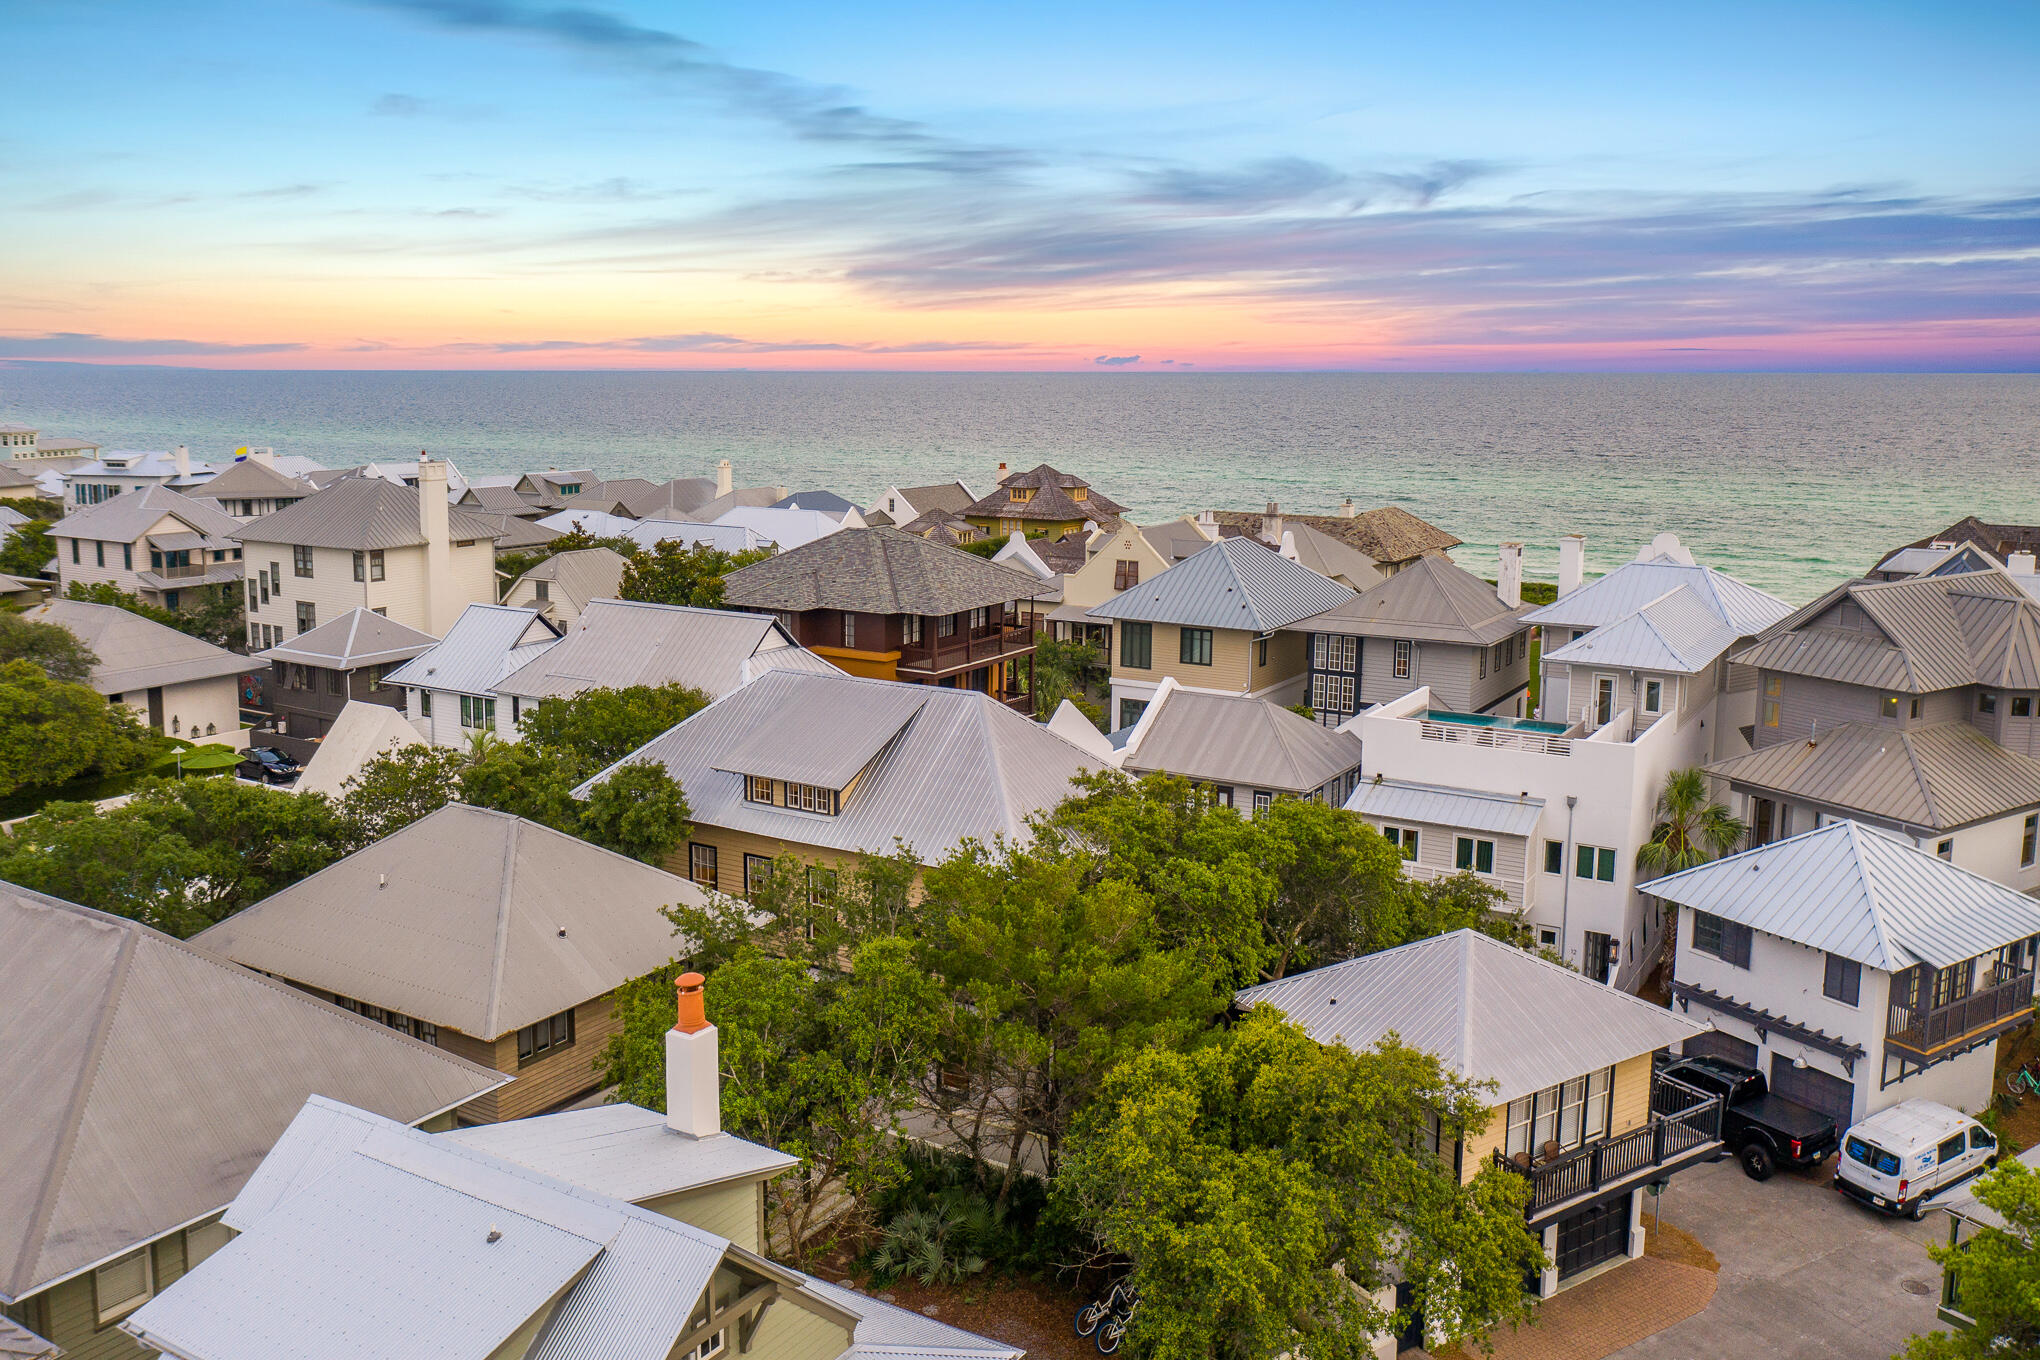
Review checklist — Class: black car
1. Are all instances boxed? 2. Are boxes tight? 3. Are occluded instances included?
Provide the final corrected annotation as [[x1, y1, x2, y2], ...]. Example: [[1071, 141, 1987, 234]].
[[237, 746, 302, 784], [1659, 1054, 1840, 1180]]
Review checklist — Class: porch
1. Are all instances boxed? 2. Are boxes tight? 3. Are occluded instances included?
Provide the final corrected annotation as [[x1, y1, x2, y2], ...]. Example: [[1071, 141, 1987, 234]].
[[1495, 1075, 1724, 1224], [895, 621, 1038, 677], [1886, 958, 2036, 1065]]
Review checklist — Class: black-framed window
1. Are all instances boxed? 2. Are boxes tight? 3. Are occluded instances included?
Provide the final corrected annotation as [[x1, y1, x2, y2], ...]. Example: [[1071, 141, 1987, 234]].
[[295, 601, 316, 634], [1120, 621, 1152, 669], [2023, 813, 2037, 868], [1393, 640, 1413, 679], [1113, 559, 1139, 590], [352, 550, 366, 582], [1503, 1066, 1613, 1158], [517, 1008, 575, 1064], [1257, 636, 1268, 667], [689, 842, 718, 889], [1118, 697, 1147, 729], [807, 865, 837, 906], [1823, 952, 1861, 1006], [1544, 839, 1564, 874], [1252, 790, 1272, 815], [1574, 844, 1616, 881], [293, 544, 313, 578], [785, 780, 836, 814], [745, 775, 774, 804], [744, 852, 774, 899], [2015, 696, 2034, 718], [1381, 825, 1418, 860], [1455, 837, 1496, 874], [122, 543, 132, 569], [1180, 628, 1213, 666], [1692, 910, 1752, 968]]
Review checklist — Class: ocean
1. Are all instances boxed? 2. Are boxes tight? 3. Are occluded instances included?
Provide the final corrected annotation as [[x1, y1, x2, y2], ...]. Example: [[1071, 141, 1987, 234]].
[[4, 366, 2037, 604]]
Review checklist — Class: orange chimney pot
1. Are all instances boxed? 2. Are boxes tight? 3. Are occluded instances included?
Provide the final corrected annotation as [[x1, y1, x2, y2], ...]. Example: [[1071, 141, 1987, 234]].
[[674, 972, 709, 1034]]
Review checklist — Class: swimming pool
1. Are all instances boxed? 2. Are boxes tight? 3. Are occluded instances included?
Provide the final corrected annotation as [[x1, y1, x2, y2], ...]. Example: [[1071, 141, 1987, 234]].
[[1422, 710, 1573, 736]]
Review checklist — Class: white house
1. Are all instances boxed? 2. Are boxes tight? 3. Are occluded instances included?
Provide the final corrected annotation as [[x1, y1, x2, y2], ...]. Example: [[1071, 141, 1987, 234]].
[[62, 447, 218, 507], [48, 484, 245, 611], [1646, 819, 2040, 1131], [23, 599, 246, 741], [381, 604, 561, 746]]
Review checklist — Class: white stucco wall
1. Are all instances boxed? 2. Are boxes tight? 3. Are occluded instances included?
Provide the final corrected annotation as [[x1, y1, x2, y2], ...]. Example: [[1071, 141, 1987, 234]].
[[242, 539, 494, 638], [110, 674, 242, 744]]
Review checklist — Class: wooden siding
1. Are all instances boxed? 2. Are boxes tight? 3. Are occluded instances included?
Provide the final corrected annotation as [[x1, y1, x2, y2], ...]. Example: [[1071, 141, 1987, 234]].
[[1112, 624, 1306, 696], [449, 993, 625, 1125], [663, 825, 881, 897], [1454, 1051, 1656, 1187], [21, 1230, 192, 1360], [746, 1280, 856, 1360], [642, 1180, 768, 1254]]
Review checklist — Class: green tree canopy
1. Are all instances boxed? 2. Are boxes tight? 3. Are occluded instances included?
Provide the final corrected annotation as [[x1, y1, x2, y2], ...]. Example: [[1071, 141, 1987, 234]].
[[0, 612, 98, 684], [618, 540, 772, 609], [517, 682, 711, 766], [64, 579, 245, 650], [0, 513, 57, 579], [0, 659, 157, 798], [1904, 1157, 2040, 1360], [1058, 1009, 1543, 1360]]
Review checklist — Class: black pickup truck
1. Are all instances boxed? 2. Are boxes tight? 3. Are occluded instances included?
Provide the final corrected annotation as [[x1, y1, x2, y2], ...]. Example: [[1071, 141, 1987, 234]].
[[1658, 1054, 1841, 1180]]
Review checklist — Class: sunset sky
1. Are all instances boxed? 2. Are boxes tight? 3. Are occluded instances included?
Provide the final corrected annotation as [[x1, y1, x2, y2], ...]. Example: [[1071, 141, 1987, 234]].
[[6, 0, 2038, 370]]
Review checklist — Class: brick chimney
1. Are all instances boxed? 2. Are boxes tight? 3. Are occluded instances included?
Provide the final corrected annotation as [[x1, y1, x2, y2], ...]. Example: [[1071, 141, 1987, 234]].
[[416, 454, 453, 633], [716, 459, 734, 498], [1498, 542, 1523, 609], [665, 972, 720, 1138], [1558, 534, 1586, 598]]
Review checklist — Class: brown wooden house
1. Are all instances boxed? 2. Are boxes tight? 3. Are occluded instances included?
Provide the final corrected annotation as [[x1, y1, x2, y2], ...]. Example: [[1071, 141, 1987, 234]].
[[249, 606, 438, 762]]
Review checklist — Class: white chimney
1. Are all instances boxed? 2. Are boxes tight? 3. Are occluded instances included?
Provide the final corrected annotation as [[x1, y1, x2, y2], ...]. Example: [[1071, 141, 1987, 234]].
[[1498, 541, 1523, 609], [1194, 509, 1221, 542], [416, 455, 453, 633], [249, 447, 274, 467], [715, 459, 734, 498], [665, 972, 720, 1138], [1559, 534, 1586, 597], [1339, 497, 1356, 519], [993, 461, 1008, 490], [173, 444, 190, 479], [2009, 551, 2036, 577], [1263, 501, 1283, 546], [1278, 529, 1300, 563]]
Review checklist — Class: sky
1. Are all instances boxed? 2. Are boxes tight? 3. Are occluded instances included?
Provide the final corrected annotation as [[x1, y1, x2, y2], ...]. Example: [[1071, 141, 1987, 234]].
[[3, 0, 2038, 371]]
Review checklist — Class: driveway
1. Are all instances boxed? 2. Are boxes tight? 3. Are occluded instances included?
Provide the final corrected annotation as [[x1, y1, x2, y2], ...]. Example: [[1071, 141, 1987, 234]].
[[1613, 1154, 1949, 1359]]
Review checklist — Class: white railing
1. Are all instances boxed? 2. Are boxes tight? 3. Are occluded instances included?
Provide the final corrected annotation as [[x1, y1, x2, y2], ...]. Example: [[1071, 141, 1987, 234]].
[[1418, 719, 1573, 756]]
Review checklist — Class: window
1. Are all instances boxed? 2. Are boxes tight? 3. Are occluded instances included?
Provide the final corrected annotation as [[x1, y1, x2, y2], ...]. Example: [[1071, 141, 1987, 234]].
[[1008, 486, 1034, 502], [1539, 927, 1559, 949], [94, 540, 105, 568], [2024, 813, 2038, 868], [1763, 673, 1782, 697], [1972, 1126, 1998, 1153], [1932, 960, 1974, 1008], [1692, 910, 1752, 968], [369, 548, 385, 581], [258, 570, 270, 604], [785, 781, 835, 814], [903, 614, 922, 645], [1544, 839, 1564, 874], [1381, 826, 1418, 860], [970, 606, 990, 631], [1257, 636, 1268, 667], [689, 843, 718, 888], [293, 544, 313, 577], [517, 1008, 575, 1064], [842, 613, 856, 648], [681, 1329, 728, 1360], [1823, 952, 1862, 1005], [248, 580, 260, 611], [1252, 791, 1273, 815], [295, 601, 316, 634], [1763, 700, 1781, 728], [418, 690, 432, 718], [937, 613, 957, 638], [94, 1246, 154, 1323], [1211, 785, 1233, 807], [1575, 844, 1616, 881], [1937, 1133, 1966, 1166], [352, 550, 366, 582], [1478, 648, 1487, 679], [1503, 1067, 1614, 1158], [122, 542, 132, 570], [1072, 485, 1088, 501], [185, 1220, 234, 1269], [1118, 697, 1147, 728], [1911, 697, 1922, 719], [1120, 620, 1152, 669], [746, 775, 775, 804], [1180, 627, 1213, 666], [69, 538, 79, 564], [1393, 640, 1413, 679], [327, 668, 345, 696], [2016, 697, 2034, 718], [1980, 691, 1999, 715], [459, 694, 496, 729], [1937, 838, 1955, 861], [744, 853, 774, 898], [807, 866, 837, 905], [1644, 679, 1663, 713], [1455, 837, 1496, 874], [1113, 560, 1139, 590]]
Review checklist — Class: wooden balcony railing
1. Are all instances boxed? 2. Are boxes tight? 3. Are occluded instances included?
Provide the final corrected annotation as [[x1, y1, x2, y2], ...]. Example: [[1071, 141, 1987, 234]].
[[1494, 1075, 1722, 1218], [149, 561, 215, 580], [1887, 962, 2036, 1061], [897, 622, 1036, 673]]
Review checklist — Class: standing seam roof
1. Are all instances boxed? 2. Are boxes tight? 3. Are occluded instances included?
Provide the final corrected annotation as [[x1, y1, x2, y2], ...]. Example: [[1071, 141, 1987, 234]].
[[1088, 536, 1355, 632]]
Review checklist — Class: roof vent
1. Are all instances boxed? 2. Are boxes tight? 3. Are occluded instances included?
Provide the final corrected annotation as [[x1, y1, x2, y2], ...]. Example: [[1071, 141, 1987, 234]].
[[486, 1226, 502, 1244], [558, 928, 568, 938], [378, 873, 386, 890]]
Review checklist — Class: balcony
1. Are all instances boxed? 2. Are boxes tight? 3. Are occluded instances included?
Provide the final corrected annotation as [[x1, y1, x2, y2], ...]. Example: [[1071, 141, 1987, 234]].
[[1887, 961, 2036, 1064], [1418, 711, 1578, 756], [896, 622, 1037, 676], [150, 561, 216, 580], [1494, 1075, 1723, 1222]]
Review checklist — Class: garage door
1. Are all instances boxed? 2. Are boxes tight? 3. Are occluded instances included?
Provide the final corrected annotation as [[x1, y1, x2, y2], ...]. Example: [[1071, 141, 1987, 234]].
[[1682, 1030, 1758, 1068], [1555, 1193, 1632, 1279], [1769, 1056, 1856, 1134]]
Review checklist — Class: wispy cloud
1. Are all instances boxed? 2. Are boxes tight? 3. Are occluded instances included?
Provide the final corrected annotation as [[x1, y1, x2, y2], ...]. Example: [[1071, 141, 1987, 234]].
[[344, 332, 1026, 355], [1093, 354, 1141, 365], [0, 333, 307, 358]]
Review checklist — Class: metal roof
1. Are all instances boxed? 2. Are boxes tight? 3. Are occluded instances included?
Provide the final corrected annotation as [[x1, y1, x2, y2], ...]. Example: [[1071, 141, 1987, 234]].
[[496, 598, 836, 701], [723, 527, 1049, 615], [1237, 929, 1704, 1104], [1940, 1143, 2040, 1232], [23, 599, 248, 693], [622, 518, 773, 554], [802, 1277, 1024, 1360], [1286, 552, 1526, 644], [712, 681, 929, 788], [256, 606, 438, 668], [0, 1317, 58, 1360], [292, 701, 425, 800], [1088, 535, 1356, 632], [191, 804, 706, 1040], [201, 458, 315, 500], [1525, 546, 1792, 637], [1542, 583, 1743, 673], [383, 603, 558, 694], [238, 477, 507, 551], [771, 489, 858, 515], [465, 510, 561, 550], [1120, 687, 1361, 792], [443, 1105, 798, 1202], [1707, 722, 2040, 831], [578, 670, 1104, 863], [504, 547, 628, 616], [1346, 778, 1546, 838], [0, 885, 505, 1304], [1644, 819, 2040, 972], [712, 505, 850, 549], [50, 482, 241, 545]]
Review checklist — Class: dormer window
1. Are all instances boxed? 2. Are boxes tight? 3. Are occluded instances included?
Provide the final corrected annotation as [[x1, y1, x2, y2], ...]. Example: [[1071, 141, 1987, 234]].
[[1072, 486, 1087, 501], [1008, 487, 1034, 503], [742, 775, 840, 815], [745, 775, 774, 804]]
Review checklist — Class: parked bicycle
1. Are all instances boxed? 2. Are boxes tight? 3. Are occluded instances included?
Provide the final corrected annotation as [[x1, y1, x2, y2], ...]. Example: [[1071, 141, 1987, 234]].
[[1075, 1279, 1140, 1354], [2006, 1059, 2040, 1097]]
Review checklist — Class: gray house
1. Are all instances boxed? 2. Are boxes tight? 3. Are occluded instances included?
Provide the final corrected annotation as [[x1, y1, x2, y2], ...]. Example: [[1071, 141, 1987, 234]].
[[1095, 679, 1363, 814]]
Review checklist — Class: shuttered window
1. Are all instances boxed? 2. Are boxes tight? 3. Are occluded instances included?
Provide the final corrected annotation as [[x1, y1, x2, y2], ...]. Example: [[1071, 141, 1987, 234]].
[[1823, 952, 1861, 1006], [1693, 910, 1753, 968]]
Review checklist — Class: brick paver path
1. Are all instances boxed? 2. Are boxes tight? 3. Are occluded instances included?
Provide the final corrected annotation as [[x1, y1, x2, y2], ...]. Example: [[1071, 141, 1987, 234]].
[[1443, 1257, 1718, 1360]]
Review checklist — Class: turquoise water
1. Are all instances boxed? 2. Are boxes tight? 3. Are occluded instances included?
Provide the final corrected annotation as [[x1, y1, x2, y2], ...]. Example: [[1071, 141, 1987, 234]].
[[1423, 711, 1572, 735], [4, 366, 2036, 603]]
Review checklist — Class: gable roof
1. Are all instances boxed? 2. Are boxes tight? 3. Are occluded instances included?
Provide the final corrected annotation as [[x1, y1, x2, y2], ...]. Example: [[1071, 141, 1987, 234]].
[[200, 458, 314, 501], [238, 477, 507, 550], [22, 599, 248, 693], [1279, 522, 1386, 589], [496, 598, 839, 701], [889, 481, 977, 518], [1237, 929, 1703, 1104], [292, 701, 425, 801], [505, 546, 628, 615], [771, 489, 858, 516], [1287, 552, 1526, 644], [1733, 569, 2040, 693], [1525, 544, 1792, 637], [1347, 778, 1546, 839], [0, 464, 38, 491], [443, 1103, 797, 1203], [383, 604, 559, 694], [0, 883, 505, 1303], [1088, 535, 1355, 632], [256, 606, 438, 669], [1542, 583, 1744, 673], [456, 483, 539, 515], [1706, 722, 2040, 831], [722, 527, 1047, 614], [1903, 516, 2040, 562], [463, 510, 560, 550], [191, 804, 705, 1040], [1205, 505, 1461, 565], [50, 483, 240, 544], [962, 464, 1127, 526], [1119, 686, 1361, 793], [577, 670, 1102, 863], [1641, 819, 2040, 972], [711, 504, 852, 550]]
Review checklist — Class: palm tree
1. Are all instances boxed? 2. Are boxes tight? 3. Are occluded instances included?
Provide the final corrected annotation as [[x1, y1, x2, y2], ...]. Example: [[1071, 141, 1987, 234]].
[[1637, 767, 1747, 875]]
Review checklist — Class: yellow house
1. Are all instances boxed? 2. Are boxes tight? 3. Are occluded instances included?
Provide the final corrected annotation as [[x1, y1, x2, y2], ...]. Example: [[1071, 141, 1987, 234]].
[[1238, 929, 1724, 1306], [961, 462, 1130, 539], [1042, 522, 1173, 654]]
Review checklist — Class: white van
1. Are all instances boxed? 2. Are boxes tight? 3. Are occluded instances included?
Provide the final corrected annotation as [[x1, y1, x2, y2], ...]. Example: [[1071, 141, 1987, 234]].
[[1833, 1100, 1999, 1219]]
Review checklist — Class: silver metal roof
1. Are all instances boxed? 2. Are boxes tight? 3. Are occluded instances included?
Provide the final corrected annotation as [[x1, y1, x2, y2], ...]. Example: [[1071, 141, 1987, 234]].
[[50, 482, 241, 545], [1641, 819, 2040, 972], [1286, 552, 1526, 644], [23, 599, 248, 694], [496, 598, 834, 701], [1735, 569, 2040, 694], [1088, 535, 1356, 632], [712, 681, 930, 788], [1525, 549, 1792, 637], [504, 547, 627, 615], [712, 504, 849, 549], [578, 670, 1104, 863], [802, 1277, 1024, 1360], [623, 518, 773, 554], [1120, 687, 1361, 792], [1707, 722, 2040, 831], [292, 701, 424, 800], [238, 477, 507, 551], [1237, 929, 1704, 1104], [192, 804, 707, 1040], [1940, 1143, 2040, 1232], [0, 885, 505, 1303], [1346, 777, 1545, 838], [443, 1105, 797, 1202], [1542, 583, 1742, 674], [383, 603, 558, 694], [256, 606, 438, 668], [201, 458, 315, 500]]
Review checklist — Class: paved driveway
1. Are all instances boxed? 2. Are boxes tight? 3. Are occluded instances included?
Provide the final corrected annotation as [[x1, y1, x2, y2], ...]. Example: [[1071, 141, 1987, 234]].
[[1613, 1155, 1949, 1359]]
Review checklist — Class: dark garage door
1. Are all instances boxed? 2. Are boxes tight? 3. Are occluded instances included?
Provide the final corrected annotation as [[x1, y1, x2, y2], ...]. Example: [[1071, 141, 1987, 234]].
[[1682, 1030, 1759, 1068], [1769, 1056, 1856, 1134], [1556, 1192, 1632, 1279]]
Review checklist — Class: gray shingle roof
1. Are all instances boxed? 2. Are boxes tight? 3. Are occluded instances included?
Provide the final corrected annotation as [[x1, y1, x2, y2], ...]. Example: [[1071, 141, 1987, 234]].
[[722, 527, 1048, 614], [51, 483, 241, 545], [893, 481, 978, 518], [0, 465, 36, 490], [1347, 778, 1546, 838], [962, 463, 1127, 526], [457, 483, 540, 514], [1088, 535, 1355, 632], [465, 510, 561, 550], [1525, 550, 1793, 637], [191, 804, 707, 1039], [0, 883, 505, 1302], [1707, 722, 2040, 831], [1237, 929, 1704, 1104], [23, 599, 248, 693], [383, 604, 558, 694], [576, 670, 1104, 863], [1120, 688, 1361, 793], [238, 478, 508, 551], [1206, 505, 1460, 565], [0, 1315, 57, 1359], [1642, 819, 2040, 972], [1287, 552, 1526, 644], [1735, 569, 2040, 693], [256, 607, 439, 669], [1542, 583, 1743, 673], [496, 598, 838, 701]]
